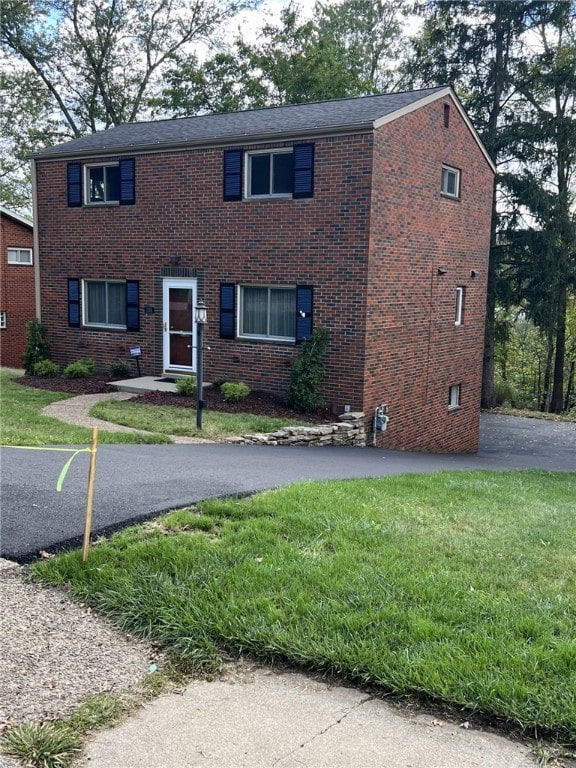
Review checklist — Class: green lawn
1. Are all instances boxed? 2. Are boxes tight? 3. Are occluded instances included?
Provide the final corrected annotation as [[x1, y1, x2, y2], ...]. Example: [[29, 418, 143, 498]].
[[34, 470, 576, 743]]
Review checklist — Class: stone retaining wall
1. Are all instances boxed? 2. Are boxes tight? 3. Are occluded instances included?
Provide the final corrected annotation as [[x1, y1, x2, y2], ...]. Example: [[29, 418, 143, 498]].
[[227, 412, 366, 447]]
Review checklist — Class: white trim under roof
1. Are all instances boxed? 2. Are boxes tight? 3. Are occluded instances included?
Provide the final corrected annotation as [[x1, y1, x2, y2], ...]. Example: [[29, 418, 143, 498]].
[[373, 87, 496, 174], [0, 205, 33, 230]]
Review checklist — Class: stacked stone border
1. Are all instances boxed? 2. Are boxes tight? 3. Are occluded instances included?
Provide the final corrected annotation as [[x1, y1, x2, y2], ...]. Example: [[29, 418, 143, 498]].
[[226, 412, 366, 447]]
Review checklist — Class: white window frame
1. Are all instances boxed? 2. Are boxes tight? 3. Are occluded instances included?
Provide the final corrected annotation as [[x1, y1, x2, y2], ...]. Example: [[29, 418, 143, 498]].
[[448, 384, 461, 410], [84, 162, 120, 205], [82, 279, 127, 329], [0, 311, 6, 329], [455, 286, 465, 326], [245, 148, 293, 199], [441, 165, 460, 198], [238, 284, 296, 341], [7, 247, 33, 265]]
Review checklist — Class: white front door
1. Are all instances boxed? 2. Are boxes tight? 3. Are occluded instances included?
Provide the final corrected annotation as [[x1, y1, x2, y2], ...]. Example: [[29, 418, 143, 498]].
[[162, 279, 197, 372]]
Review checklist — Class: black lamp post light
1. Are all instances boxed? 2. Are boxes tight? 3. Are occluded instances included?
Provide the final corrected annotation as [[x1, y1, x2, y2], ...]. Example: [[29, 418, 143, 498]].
[[195, 299, 207, 430]]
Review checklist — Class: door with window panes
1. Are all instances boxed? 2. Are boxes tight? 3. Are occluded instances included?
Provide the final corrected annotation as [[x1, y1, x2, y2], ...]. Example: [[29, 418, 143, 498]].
[[162, 280, 197, 372]]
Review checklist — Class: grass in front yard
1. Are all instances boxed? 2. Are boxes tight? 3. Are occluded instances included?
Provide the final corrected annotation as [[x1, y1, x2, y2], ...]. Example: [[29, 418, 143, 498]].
[[90, 399, 310, 439], [0, 371, 169, 445], [34, 470, 576, 742]]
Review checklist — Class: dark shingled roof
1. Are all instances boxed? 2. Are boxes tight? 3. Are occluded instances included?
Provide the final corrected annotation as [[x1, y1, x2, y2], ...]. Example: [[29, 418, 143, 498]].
[[35, 87, 449, 159]]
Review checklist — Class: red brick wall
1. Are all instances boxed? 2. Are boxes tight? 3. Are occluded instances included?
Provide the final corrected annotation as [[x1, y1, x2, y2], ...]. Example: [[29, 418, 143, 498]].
[[35, 95, 493, 452], [0, 214, 35, 368], [365, 96, 493, 452]]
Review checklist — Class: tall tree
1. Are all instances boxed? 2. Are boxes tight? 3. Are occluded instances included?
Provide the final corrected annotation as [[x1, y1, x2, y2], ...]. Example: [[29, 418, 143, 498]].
[[159, 0, 410, 115], [0, 0, 251, 206], [408, 0, 533, 409]]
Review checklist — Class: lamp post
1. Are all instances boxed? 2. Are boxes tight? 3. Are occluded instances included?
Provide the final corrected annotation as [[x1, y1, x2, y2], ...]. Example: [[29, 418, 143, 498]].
[[195, 299, 207, 430]]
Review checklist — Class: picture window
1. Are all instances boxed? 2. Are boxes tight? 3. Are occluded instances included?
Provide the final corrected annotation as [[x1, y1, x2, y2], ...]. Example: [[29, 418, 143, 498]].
[[239, 285, 296, 340], [83, 280, 126, 328]]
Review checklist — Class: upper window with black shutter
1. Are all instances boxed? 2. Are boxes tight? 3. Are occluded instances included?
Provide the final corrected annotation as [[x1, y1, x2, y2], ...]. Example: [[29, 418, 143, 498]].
[[224, 143, 314, 201], [67, 158, 135, 206]]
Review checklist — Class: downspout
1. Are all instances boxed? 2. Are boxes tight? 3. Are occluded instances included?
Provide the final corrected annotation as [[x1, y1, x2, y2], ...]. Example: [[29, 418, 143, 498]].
[[31, 158, 41, 320]]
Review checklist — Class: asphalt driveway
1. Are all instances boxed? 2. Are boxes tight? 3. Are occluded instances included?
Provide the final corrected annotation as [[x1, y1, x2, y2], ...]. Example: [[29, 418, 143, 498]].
[[1, 414, 574, 559]]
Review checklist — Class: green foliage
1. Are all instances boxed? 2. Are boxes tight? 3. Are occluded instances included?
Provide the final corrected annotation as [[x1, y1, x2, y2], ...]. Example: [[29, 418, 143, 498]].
[[175, 376, 197, 397], [22, 318, 51, 375], [109, 359, 132, 379], [220, 381, 250, 403], [287, 326, 329, 412], [33, 359, 60, 377], [1, 722, 80, 768], [63, 359, 95, 379]]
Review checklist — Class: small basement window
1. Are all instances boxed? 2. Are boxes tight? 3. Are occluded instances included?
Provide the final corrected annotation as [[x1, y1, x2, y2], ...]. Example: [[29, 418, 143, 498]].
[[7, 248, 33, 265], [441, 165, 460, 198], [0, 311, 6, 329], [448, 384, 461, 410]]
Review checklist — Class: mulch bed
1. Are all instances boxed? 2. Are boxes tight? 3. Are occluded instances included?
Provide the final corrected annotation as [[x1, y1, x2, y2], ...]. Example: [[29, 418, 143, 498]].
[[16, 375, 334, 424]]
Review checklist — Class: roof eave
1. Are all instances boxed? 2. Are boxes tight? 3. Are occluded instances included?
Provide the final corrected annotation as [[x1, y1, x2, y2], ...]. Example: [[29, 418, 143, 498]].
[[0, 205, 34, 229], [32, 122, 376, 162]]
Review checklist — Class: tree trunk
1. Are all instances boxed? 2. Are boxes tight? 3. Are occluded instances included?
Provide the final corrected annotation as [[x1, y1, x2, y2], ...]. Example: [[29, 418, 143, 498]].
[[550, 285, 567, 413]]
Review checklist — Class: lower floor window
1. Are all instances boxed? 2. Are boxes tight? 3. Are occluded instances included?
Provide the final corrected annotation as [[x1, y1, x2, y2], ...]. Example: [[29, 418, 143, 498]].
[[239, 285, 296, 340], [0, 311, 6, 329], [448, 384, 461, 409], [84, 280, 126, 327]]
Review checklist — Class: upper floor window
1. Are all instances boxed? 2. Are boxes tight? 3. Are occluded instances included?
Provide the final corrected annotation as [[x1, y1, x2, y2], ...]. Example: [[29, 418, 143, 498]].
[[239, 285, 296, 340], [247, 150, 294, 197], [67, 158, 135, 207], [85, 164, 120, 204], [223, 144, 314, 201], [441, 165, 460, 198], [7, 247, 33, 265], [83, 279, 126, 327], [455, 286, 465, 325], [448, 384, 461, 410]]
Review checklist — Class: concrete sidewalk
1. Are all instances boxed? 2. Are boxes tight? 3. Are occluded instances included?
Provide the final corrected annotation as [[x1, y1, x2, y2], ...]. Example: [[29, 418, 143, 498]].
[[76, 664, 539, 768]]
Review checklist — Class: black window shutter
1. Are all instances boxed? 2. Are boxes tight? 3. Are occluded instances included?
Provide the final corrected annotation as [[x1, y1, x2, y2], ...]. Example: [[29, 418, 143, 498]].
[[296, 285, 313, 342], [119, 158, 136, 205], [68, 278, 81, 326], [223, 149, 243, 201], [67, 163, 82, 207], [293, 144, 314, 199], [220, 283, 235, 339], [126, 280, 140, 331]]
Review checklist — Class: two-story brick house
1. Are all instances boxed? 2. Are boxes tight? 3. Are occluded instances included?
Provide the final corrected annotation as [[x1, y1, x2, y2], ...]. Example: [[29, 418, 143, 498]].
[[32, 86, 494, 452], [0, 207, 35, 368]]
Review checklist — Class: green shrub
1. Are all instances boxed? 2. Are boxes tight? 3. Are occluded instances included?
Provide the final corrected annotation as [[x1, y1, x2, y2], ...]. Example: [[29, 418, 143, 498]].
[[109, 359, 131, 379], [494, 380, 516, 407], [22, 318, 50, 375], [287, 326, 329, 412], [175, 376, 197, 397], [211, 376, 228, 390], [220, 381, 250, 403], [33, 359, 60, 377], [63, 359, 95, 379]]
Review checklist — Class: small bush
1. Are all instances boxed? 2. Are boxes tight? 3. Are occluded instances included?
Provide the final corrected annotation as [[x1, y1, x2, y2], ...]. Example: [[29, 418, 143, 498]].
[[287, 326, 329, 412], [63, 359, 95, 379], [211, 376, 228, 390], [494, 380, 516, 407], [175, 376, 197, 397], [109, 359, 131, 379], [22, 318, 50, 375], [221, 381, 250, 403], [33, 359, 60, 377]]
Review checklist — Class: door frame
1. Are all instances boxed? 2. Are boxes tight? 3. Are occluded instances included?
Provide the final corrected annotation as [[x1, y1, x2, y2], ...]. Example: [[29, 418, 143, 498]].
[[162, 278, 197, 373]]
